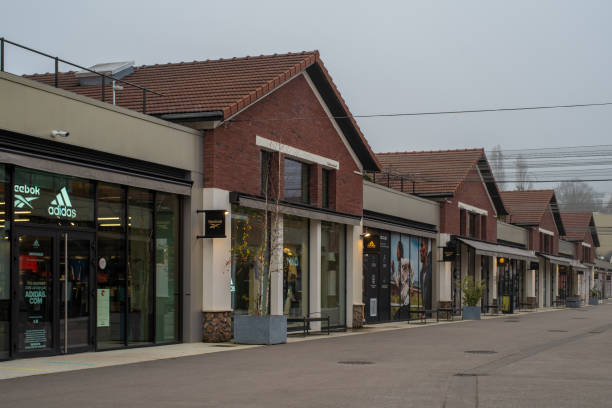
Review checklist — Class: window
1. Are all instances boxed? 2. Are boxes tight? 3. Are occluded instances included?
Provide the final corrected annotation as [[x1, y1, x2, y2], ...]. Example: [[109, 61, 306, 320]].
[[155, 192, 180, 343], [0, 165, 8, 359], [284, 158, 309, 203], [283, 215, 309, 327], [469, 213, 478, 238], [321, 222, 346, 326], [260, 150, 273, 197], [128, 188, 154, 345], [480, 215, 487, 241], [321, 169, 330, 208], [460, 209, 467, 235], [97, 183, 126, 349], [231, 206, 269, 315]]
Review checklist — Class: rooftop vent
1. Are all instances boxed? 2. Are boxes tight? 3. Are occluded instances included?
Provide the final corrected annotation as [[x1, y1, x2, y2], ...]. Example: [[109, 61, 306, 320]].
[[75, 61, 135, 86]]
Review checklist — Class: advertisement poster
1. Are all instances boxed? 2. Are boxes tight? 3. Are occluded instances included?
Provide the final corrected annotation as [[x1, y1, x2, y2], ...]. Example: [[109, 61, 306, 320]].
[[389, 233, 402, 318], [409, 237, 421, 307], [97, 288, 110, 327], [420, 238, 432, 310]]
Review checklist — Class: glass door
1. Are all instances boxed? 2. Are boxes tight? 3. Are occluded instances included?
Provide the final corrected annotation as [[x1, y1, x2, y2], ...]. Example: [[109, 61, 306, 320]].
[[14, 230, 55, 357], [59, 232, 94, 354], [13, 228, 94, 357]]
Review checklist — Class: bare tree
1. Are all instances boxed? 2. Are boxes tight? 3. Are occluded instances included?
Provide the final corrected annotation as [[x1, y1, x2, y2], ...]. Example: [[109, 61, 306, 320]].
[[489, 144, 505, 189], [514, 154, 533, 191], [556, 181, 602, 212]]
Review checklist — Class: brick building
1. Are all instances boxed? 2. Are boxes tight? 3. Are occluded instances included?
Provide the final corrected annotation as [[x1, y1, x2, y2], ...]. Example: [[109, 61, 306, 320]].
[[375, 149, 537, 315], [560, 212, 600, 303], [500, 190, 571, 307], [29, 51, 381, 339]]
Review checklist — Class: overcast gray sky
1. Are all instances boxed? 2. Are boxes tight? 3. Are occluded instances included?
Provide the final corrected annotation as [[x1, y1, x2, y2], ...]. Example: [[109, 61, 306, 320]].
[[2, 0, 612, 196]]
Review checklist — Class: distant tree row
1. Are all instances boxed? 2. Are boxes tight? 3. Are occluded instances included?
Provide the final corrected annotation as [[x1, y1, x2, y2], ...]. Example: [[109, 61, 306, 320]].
[[489, 145, 612, 213]]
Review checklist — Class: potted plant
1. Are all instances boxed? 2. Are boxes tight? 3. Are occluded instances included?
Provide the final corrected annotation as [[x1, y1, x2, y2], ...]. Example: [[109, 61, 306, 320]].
[[459, 276, 486, 320], [589, 288, 600, 306], [232, 149, 287, 345]]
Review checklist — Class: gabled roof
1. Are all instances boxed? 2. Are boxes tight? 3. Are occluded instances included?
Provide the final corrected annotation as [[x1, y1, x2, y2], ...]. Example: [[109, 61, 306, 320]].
[[560, 212, 600, 247], [501, 189, 566, 235], [25, 51, 380, 171], [375, 148, 507, 215]]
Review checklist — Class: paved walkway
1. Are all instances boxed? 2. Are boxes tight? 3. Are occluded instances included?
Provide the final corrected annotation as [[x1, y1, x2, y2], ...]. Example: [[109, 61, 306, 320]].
[[1, 303, 610, 407], [0, 305, 565, 380]]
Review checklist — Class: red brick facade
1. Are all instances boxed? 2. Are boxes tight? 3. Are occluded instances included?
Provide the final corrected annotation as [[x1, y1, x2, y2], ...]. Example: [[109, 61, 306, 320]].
[[439, 166, 497, 243], [523, 207, 561, 255], [202, 74, 363, 216]]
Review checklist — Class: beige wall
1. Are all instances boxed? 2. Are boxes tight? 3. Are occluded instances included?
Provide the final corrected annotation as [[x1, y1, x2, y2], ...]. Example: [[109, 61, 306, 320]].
[[0, 72, 201, 173], [363, 181, 439, 228], [559, 239, 576, 257], [497, 221, 528, 246], [594, 212, 612, 262], [0, 72, 205, 342]]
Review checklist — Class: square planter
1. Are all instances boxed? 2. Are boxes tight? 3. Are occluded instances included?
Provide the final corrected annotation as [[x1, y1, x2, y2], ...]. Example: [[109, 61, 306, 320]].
[[462, 306, 481, 320], [234, 315, 287, 345], [589, 298, 599, 306]]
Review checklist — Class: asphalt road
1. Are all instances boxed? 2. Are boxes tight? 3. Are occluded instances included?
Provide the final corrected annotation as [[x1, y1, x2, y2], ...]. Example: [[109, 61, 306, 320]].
[[2, 304, 612, 408]]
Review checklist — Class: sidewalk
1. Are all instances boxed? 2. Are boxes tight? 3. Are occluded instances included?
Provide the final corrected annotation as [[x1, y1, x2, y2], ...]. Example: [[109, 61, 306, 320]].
[[0, 305, 567, 380]]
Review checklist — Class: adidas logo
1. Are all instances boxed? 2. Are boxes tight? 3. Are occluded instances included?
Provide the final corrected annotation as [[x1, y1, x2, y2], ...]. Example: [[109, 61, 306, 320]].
[[48, 187, 77, 218]]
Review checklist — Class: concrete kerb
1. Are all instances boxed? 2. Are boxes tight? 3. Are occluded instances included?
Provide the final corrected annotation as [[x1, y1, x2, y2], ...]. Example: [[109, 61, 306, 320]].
[[0, 306, 570, 380]]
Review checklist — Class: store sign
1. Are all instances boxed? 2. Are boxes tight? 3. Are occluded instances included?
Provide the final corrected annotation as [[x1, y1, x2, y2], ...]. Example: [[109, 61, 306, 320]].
[[364, 235, 380, 253], [14, 184, 40, 209], [48, 187, 77, 218], [204, 210, 226, 238], [14, 168, 94, 226], [442, 241, 457, 261]]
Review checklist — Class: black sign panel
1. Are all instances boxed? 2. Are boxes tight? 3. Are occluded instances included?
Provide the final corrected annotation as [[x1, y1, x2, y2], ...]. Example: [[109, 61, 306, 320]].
[[530, 261, 539, 270], [442, 241, 457, 261], [364, 235, 380, 253], [204, 210, 227, 238]]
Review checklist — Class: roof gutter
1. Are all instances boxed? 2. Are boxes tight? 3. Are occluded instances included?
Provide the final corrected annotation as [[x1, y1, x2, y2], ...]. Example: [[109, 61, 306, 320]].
[[158, 111, 224, 122]]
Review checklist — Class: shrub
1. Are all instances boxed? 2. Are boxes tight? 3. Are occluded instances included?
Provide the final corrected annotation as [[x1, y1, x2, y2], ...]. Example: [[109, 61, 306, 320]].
[[459, 276, 486, 307]]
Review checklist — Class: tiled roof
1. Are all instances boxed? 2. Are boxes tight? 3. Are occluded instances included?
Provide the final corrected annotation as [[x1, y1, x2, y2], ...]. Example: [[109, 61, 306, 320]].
[[375, 149, 486, 196], [500, 189, 557, 225], [561, 212, 595, 242], [25, 51, 380, 171], [25, 52, 318, 117]]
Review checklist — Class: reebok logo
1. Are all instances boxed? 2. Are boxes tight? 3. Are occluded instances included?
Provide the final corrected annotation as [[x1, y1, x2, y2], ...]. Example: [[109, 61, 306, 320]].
[[48, 187, 77, 218], [14, 184, 40, 209]]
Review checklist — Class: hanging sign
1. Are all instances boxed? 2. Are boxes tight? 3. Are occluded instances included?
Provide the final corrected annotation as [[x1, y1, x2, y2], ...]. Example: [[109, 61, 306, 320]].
[[203, 210, 227, 238], [364, 235, 380, 253], [442, 241, 457, 262]]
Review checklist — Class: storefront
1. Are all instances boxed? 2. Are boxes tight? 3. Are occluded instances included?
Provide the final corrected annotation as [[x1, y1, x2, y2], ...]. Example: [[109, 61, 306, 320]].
[[450, 238, 537, 315], [361, 181, 439, 324], [362, 227, 434, 323], [229, 199, 355, 330], [0, 164, 183, 359]]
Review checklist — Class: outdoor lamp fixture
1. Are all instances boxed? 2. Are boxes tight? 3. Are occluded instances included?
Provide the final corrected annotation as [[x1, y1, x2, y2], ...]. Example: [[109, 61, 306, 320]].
[[497, 257, 506, 265], [224, 210, 229, 215], [360, 232, 371, 238], [51, 130, 70, 138]]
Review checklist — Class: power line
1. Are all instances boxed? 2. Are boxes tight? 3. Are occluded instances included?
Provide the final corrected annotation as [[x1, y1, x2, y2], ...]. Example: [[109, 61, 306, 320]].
[[229, 102, 612, 122]]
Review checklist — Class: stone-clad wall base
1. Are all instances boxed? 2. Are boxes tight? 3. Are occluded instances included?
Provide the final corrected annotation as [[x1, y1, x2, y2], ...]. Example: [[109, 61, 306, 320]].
[[202, 311, 233, 342], [352, 304, 364, 328], [526, 297, 537, 309], [439, 301, 452, 319]]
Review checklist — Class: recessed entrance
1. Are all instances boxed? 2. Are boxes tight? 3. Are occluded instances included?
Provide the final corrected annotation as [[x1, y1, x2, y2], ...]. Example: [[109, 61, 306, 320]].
[[13, 227, 94, 357]]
